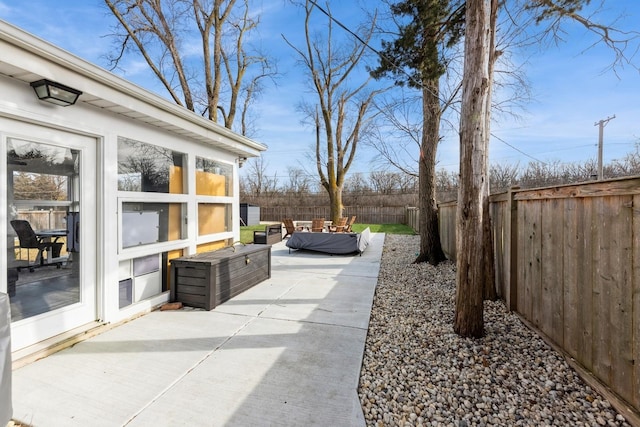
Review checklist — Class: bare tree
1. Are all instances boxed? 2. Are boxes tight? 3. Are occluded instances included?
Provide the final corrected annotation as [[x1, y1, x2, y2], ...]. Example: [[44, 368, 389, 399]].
[[369, 171, 401, 194], [284, 0, 384, 223], [519, 160, 564, 188], [435, 169, 458, 201], [240, 157, 279, 196], [397, 172, 418, 193], [563, 160, 598, 182], [455, 0, 493, 338], [610, 141, 640, 177], [13, 173, 68, 201], [489, 162, 519, 192], [343, 173, 371, 194], [284, 167, 314, 194], [368, 92, 423, 177], [104, 0, 276, 133], [455, 0, 639, 336]]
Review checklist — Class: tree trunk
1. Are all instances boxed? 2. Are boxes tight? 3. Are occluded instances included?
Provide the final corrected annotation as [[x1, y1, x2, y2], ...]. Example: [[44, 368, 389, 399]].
[[415, 82, 447, 266], [454, 0, 491, 338], [329, 185, 344, 222]]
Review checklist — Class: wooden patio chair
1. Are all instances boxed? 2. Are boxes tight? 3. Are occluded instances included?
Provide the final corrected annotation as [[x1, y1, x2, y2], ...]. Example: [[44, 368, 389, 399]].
[[311, 218, 325, 232], [282, 218, 303, 238], [344, 215, 356, 233], [328, 217, 348, 232]]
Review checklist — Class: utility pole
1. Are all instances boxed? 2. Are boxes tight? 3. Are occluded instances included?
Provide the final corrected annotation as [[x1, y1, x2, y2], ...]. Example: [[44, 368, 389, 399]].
[[594, 115, 615, 180]]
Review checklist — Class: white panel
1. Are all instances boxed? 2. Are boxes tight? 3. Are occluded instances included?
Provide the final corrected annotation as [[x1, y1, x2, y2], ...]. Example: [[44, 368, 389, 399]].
[[118, 259, 132, 281], [133, 254, 159, 277], [134, 271, 162, 302], [122, 211, 159, 247]]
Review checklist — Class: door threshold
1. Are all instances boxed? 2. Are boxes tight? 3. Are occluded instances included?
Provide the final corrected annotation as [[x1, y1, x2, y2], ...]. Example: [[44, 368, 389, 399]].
[[12, 321, 107, 369]]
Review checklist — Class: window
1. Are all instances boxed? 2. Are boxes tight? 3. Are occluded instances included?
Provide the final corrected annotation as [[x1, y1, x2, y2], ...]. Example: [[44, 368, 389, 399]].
[[118, 137, 186, 193], [198, 203, 231, 236], [121, 202, 185, 248], [196, 156, 232, 196]]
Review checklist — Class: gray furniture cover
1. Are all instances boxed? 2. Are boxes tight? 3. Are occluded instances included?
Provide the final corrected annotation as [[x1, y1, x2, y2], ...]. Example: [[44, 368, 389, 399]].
[[286, 227, 370, 255]]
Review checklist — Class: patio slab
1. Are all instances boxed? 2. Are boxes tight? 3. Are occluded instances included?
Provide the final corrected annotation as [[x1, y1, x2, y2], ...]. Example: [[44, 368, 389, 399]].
[[10, 233, 384, 426]]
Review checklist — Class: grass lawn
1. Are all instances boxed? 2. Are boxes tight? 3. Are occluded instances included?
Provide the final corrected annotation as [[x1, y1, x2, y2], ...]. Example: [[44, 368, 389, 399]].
[[240, 222, 415, 244]]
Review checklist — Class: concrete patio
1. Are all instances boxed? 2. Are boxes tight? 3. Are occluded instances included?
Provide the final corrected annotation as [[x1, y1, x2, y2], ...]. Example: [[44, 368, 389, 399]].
[[10, 233, 384, 426]]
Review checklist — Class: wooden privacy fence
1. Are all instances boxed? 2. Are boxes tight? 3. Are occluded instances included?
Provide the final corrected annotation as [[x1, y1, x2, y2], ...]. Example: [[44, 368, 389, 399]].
[[259, 206, 408, 225], [406, 207, 419, 231], [438, 177, 640, 417], [14, 210, 67, 230]]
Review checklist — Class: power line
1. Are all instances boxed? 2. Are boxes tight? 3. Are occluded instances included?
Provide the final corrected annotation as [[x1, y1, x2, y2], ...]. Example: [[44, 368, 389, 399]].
[[491, 133, 547, 164], [306, 0, 441, 98], [306, 1, 550, 166]]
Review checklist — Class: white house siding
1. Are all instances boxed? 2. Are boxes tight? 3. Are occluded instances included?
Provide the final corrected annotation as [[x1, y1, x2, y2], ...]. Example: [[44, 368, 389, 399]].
[[0, 20, 265, 353]]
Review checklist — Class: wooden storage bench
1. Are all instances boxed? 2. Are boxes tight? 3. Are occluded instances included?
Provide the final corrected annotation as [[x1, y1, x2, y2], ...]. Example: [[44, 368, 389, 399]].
[[170, 244, 271, 310]]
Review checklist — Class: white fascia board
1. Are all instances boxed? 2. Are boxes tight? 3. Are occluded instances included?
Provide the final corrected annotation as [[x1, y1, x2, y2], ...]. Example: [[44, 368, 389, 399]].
[[0, 20, 266, 157]]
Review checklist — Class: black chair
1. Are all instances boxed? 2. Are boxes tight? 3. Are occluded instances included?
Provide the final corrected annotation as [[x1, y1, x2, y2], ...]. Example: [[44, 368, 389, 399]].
[[10, 220, 59, 272]]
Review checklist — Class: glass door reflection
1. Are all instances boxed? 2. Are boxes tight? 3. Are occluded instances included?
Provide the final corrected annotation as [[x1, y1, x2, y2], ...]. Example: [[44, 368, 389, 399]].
[[6, 139, 80, 321]]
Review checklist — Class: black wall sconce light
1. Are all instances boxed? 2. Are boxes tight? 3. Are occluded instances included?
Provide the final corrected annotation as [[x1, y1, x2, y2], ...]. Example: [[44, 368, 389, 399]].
[[237, 156, 247, 168], [30, 79, 82, 106]]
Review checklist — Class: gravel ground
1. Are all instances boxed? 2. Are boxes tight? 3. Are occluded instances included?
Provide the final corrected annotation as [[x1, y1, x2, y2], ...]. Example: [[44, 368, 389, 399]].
[[358, 234, 631, 427]]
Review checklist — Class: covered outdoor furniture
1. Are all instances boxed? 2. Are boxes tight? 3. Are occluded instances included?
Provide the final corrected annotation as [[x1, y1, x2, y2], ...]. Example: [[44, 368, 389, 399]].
[[253, 224, 282, 245], [286, 227, 371, 255], [311, 218, 325, 233], [282, 218, 304, 238]]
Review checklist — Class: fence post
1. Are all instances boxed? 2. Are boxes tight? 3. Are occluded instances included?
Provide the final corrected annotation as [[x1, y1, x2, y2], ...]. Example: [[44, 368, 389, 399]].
[[507, 186, 520, 312]]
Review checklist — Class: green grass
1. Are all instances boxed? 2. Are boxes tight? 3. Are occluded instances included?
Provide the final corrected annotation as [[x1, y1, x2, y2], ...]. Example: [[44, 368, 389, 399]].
[[240, 222, 415, 244], [240, 224, 271, 244]]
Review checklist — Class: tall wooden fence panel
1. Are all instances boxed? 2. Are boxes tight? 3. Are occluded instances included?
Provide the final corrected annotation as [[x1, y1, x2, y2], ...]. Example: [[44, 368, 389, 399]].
[[406, 207, 419, 232], [438, 201, 457, 261], [437, 177, 640, 416], [489, 193, 510, 302]]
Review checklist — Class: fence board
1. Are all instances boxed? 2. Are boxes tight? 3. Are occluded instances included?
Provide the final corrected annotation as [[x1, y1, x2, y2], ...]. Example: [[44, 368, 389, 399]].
[[592, 197, 614, 386], [519, 201, 542, 323], [439, 203, 457, 260], [562, 197, 580, 360], [516, 202, 527, 317], [577, 197, 594, 371], [508, 189, 518, 311], [514, 177, 640, 201], [608, 196, 634, 404], [17, 211, 67, 230], [490, 200, 507, 299], [541, 198, 564, 345], [406, 207, 419, 232]]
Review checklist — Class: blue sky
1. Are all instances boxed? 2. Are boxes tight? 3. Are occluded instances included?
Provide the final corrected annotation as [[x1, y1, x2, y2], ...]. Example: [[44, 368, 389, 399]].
[[1, 0, 638, 182]]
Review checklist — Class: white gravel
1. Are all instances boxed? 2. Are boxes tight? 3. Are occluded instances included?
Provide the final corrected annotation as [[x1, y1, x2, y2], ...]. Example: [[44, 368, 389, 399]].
[[358, 234, 632, 427]]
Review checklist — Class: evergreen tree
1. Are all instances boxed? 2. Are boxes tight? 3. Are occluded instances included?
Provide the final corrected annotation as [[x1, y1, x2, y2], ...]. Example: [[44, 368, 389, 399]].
[[371, 0, 465, 265]]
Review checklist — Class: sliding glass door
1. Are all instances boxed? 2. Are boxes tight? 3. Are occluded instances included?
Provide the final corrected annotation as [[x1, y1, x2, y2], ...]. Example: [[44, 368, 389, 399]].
[[3, 124, 96, 351]]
